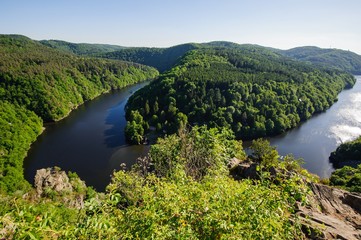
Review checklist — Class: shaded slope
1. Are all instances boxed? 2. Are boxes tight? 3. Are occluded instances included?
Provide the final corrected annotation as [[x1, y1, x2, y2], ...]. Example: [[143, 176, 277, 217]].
[[40, 39, 126, 55], [99, 43, 199, 72], [280, 46, 361, 74], [329, 136, 361, 170]]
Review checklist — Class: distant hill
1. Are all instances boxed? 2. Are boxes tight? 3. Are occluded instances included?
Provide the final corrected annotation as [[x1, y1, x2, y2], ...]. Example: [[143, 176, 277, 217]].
[[39, 39, 361, 75], [40, 39, 126, 55], [99, 43, 200, 72], [0, 34, 158, 121], [279, 46, 361, 75]]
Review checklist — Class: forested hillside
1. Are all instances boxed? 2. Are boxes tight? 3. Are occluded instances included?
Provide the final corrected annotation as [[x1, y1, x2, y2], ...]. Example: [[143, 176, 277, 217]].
[[279, 46, 361, 75], [0, 34, 158, 193], [39, 38, 361, 76], [330, 136, 361, 166], [125, 47, 355, 143], [40, 39, 126, 56], [0, 102, 42, 193], [328, 136, 361, 192], [0, 35, 158, 121], [99, 43, 199, 72]]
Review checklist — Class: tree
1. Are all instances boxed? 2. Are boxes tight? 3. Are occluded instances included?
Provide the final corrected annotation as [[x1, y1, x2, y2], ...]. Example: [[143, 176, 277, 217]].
[[144, 100, 150, 115], [125, 121, 144, 144], [125, 110, 146, 144], [250, 138, 278, 168]]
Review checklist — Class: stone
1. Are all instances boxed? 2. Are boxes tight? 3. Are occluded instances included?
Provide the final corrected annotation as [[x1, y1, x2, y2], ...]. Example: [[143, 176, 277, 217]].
[[229, 162, 259, 180], [34, 167, 86, 209], [298, 183, 361, 239], [34, 167, 73, 196]]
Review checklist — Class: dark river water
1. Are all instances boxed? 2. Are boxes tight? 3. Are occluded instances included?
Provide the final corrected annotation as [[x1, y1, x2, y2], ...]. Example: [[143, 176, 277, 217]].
[[24, 82, 150, 191], [24, 76, 361, 191]]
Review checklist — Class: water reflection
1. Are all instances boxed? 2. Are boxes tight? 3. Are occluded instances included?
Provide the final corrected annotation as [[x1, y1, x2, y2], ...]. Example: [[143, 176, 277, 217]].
[[25, 77, 361, 191], [269, 76, 361, 178], [103, 98, 128, 148], [24, 82, 150, 191]]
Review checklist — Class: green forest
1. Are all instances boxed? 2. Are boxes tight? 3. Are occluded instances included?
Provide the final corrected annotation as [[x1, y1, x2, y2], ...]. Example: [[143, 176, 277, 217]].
[[330, 136, 361, 165], [280, 46, 361, 75], [330, 164, 361, 193], [1, 34, 361, 239], [98, 43, 199, 72], [0, 101, 42, 193], [40, 39, 126, 56], [328, 136, 361, 192], [125, 47, 355, 143], [0, 34, 158, 194], [0, 35, 158, 121]]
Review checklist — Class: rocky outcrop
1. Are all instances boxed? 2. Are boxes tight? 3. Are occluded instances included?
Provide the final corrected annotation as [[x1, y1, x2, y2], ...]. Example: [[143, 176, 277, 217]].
[[228, 159, 361, 239], [228, 159, 280, 181], [298, 183, 361, 239], [229, 161, 259, 180], [34, 167, 86, 209], [35, 167, 73, 196]]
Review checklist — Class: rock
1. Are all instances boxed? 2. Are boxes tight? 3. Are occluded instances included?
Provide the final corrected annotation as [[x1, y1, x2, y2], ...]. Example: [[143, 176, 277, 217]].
[[298, 183, 361, 239], [227, 157, 241, 169], [229, 162, 259, 180], [35, 167, 73, 196], [34, 167, 86, 209], [228, 160, 281, 181], [228, 159, 361, 239]]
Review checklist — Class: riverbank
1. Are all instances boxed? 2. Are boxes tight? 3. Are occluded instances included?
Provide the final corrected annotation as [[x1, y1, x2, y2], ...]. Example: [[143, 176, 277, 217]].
[[24, 76, 361, 191], [24, 81, 152, 191]]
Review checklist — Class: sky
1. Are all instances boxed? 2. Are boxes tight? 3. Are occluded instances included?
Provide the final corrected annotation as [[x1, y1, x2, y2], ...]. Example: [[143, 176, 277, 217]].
[[1, 0, 361, 54]]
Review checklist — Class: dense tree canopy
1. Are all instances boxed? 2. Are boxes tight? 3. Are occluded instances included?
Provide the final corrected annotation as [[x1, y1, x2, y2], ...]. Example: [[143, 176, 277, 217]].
[[329, 136, 361, 167], [40, 39, 126, 56], [279, 46, 361, 75], [330, 164, 361, 193], [0, 35, 159, 121], [126, 47, 355, 141], [0, 101, 42, 193], [99, 43, 199, 72], [0, 34, 158, 193]]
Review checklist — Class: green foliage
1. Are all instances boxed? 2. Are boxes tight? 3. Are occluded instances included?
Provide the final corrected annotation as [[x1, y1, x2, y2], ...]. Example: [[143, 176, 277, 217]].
[[1, 127, 312, 239], [149, 126, 245, 180], [250, 138, 279, 168], [99, 43, 199, 72], [105, 128, 305, 239], [329, 164, 361, 193], [329, 136, 361, 166], [126, 47, 355, 141], [40, 39, 126, 56], [0, 34, 159, 121], [124, 110, 146, 144], [280, 46, 361, 75], [0, 101, 42, 194], [0, 34, 158, 193], [107, 172, 302, 239], [0, 195, 78, 239]]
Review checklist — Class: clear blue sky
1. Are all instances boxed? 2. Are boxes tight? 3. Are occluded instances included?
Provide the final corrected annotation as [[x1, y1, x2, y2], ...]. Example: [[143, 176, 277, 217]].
[[1, 0, 361, 54]]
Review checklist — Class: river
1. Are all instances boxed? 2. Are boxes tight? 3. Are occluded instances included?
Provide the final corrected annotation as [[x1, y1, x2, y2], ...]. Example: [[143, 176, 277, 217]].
[[24, 76, 361, 191], [268, 75, 361, 178], [24, 82, 150, 191]]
